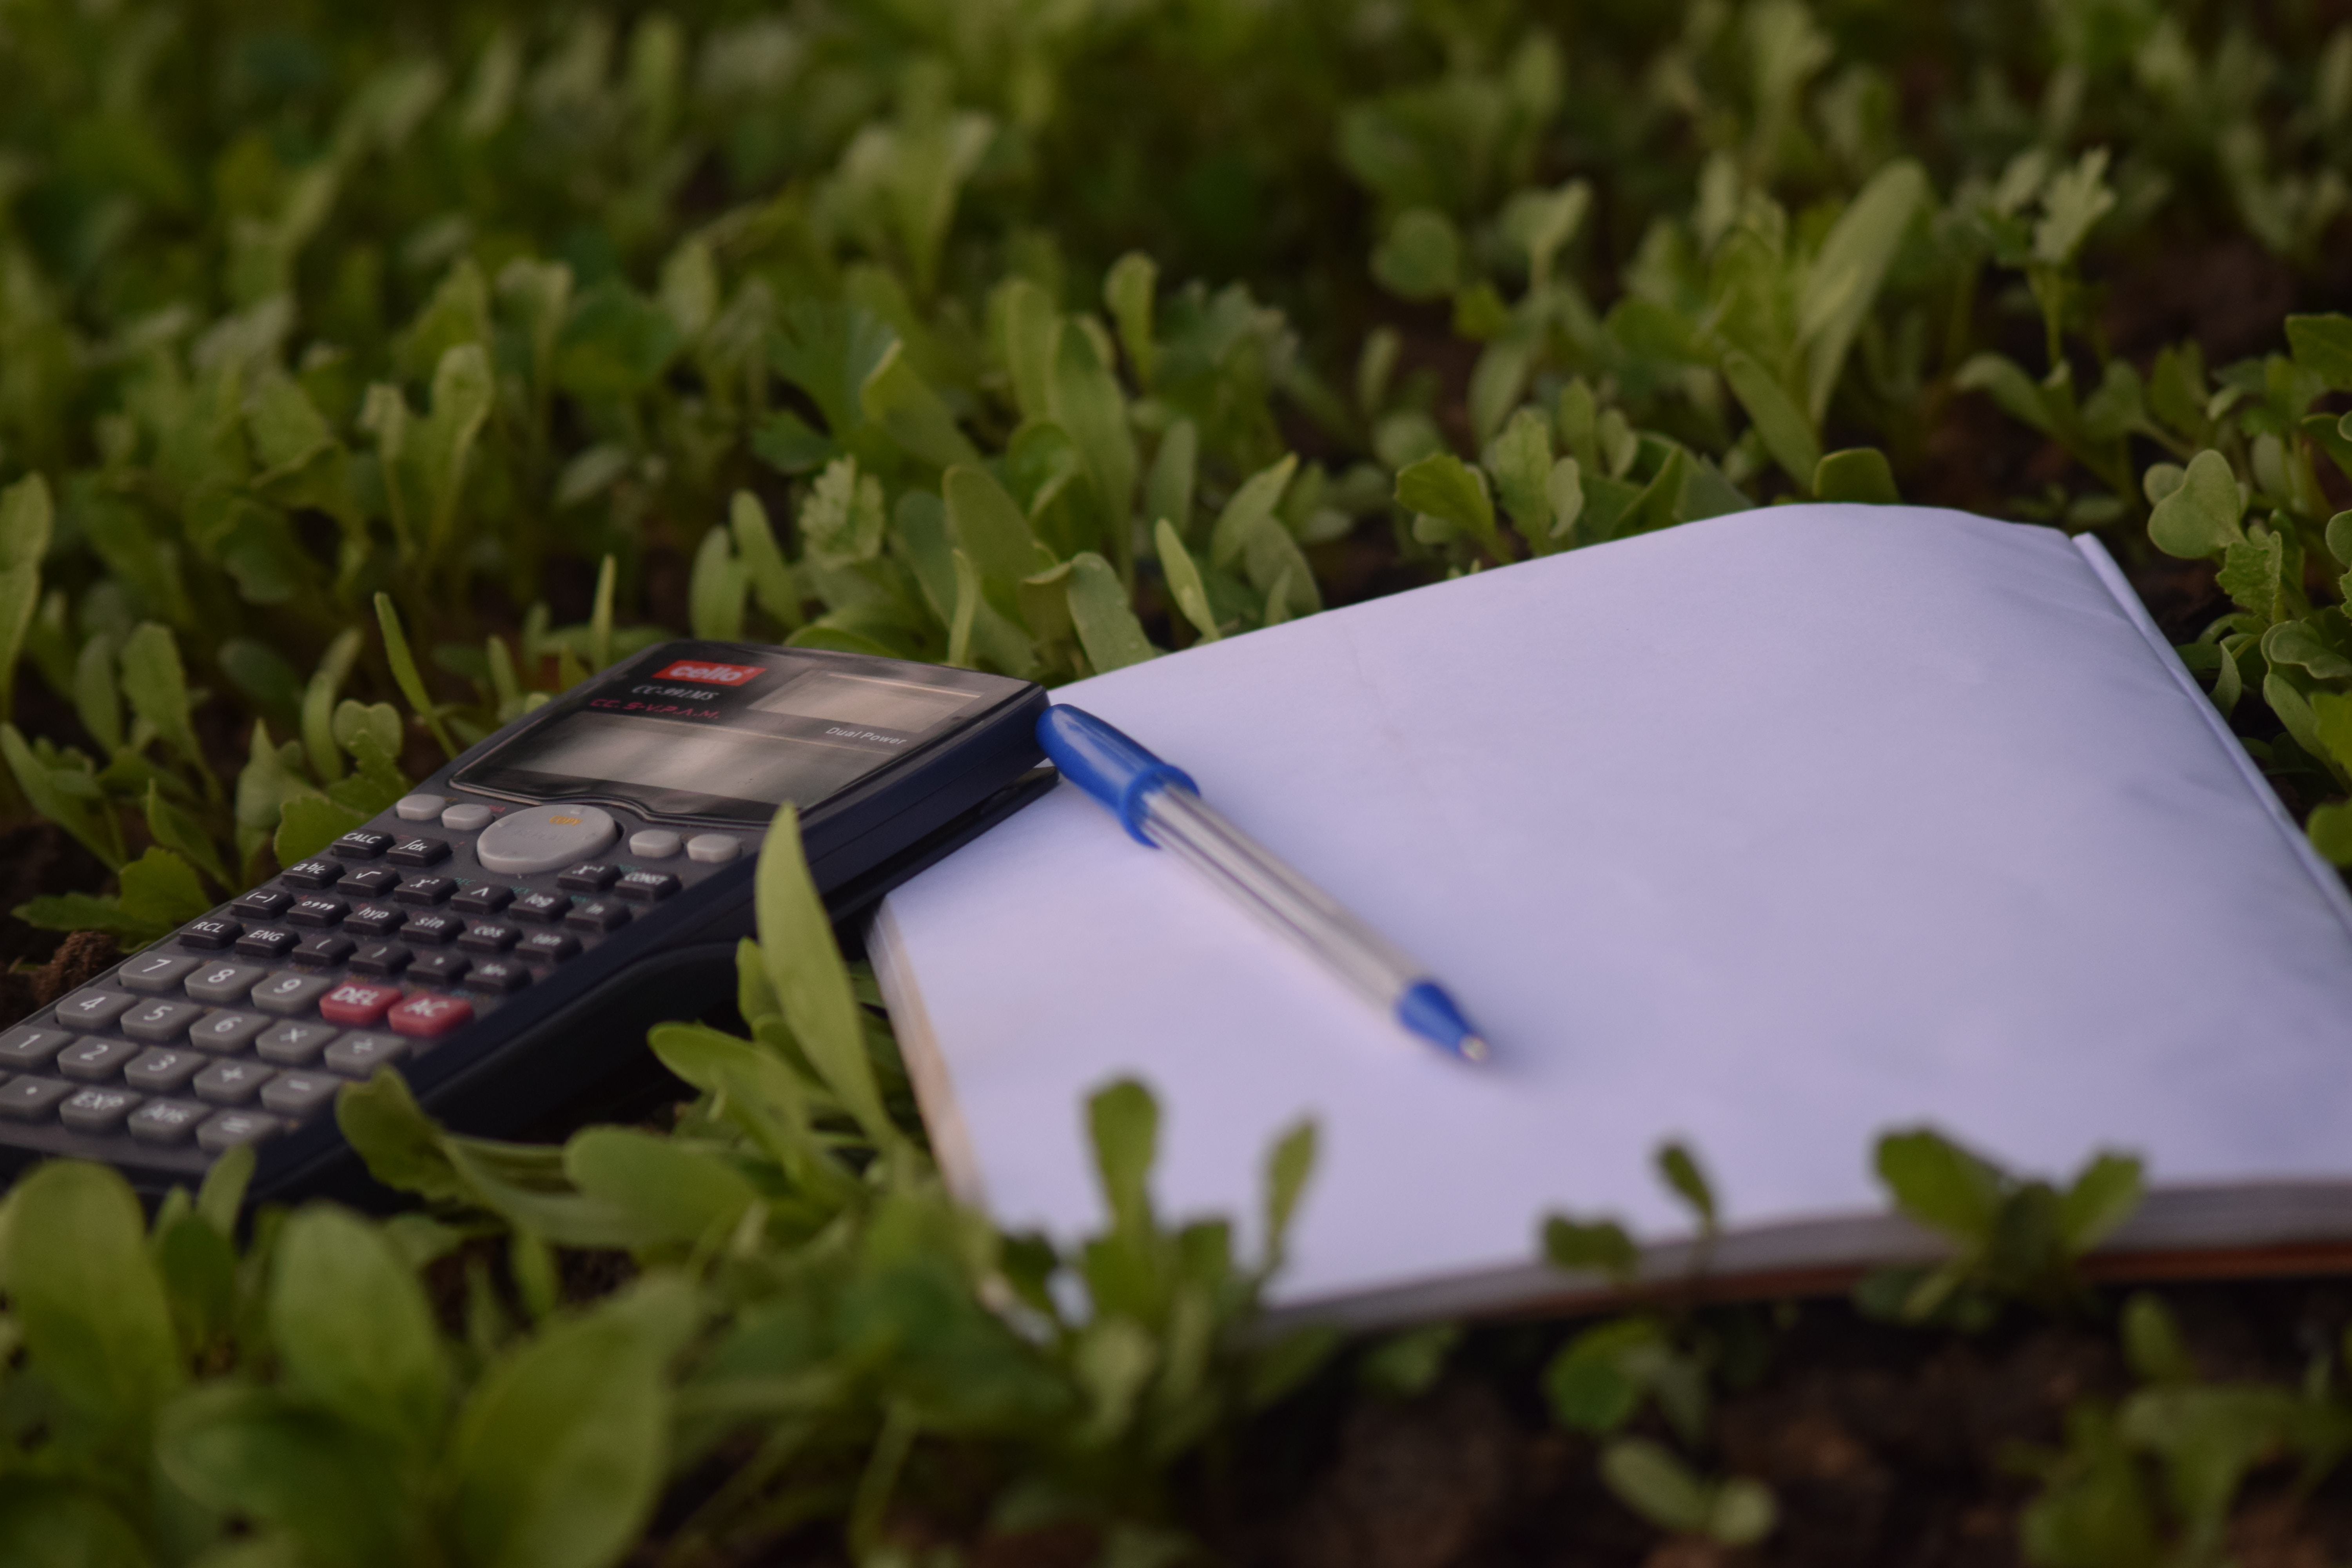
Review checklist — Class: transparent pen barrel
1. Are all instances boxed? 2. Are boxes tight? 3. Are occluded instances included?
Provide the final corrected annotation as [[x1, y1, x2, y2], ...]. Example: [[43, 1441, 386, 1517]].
[[1140, 787, 1423, 1008]]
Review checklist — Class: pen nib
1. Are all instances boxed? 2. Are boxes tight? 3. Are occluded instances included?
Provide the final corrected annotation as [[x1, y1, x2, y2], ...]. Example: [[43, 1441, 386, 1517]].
[[1457, 1034, 1490, 1063]]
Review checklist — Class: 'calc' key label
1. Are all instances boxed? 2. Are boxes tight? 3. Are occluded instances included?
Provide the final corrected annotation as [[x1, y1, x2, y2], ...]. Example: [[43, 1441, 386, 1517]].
[[319, 980, 404, 1027]]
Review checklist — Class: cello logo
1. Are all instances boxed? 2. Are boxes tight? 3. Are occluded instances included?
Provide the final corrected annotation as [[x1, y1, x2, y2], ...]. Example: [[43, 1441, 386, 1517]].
[[653, 659, 764, 686]]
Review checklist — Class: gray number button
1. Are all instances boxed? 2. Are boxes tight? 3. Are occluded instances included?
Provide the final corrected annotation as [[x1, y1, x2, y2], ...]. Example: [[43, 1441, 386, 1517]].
[[60, 1088, 141, 1133], [256, 1021, 339, 1066], [55, 990, 136, 1032], [250, 972, 334, 1016], [185, 962, 267, 1004], [0, 1078, 73, 1120], [126, 1049, 204, 1094], [122, 998, 206, 1044], [187, 1011, 270, 1052], [259, 1072, 340, 1119], [192, 1059, 272, 1106], [196, 1110, 281, 1153], [323, 1032, 408, 1076], [56, 1037, 137, 1082], [119, 954, 202, 993], [128, 1099, 205, 1144], [0, 1026, 69, 1069]]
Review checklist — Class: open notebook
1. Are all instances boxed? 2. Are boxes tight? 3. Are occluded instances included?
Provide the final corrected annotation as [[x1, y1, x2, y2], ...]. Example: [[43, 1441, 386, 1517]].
[[870, 506, 2352, 1325]]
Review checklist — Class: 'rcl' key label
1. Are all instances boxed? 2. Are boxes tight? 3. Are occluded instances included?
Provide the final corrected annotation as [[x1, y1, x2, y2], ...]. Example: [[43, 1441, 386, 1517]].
[[653, 659, 765, 686]]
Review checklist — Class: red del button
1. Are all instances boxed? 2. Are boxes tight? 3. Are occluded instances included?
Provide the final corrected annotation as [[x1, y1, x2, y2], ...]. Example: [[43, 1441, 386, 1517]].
[[388, 992, 474, 1038], [320, 981, 404, 1026]]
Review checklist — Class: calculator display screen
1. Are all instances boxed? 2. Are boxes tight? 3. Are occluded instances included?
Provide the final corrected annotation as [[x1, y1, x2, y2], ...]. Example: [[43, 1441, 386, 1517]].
[[454, 646, 1014, 822]]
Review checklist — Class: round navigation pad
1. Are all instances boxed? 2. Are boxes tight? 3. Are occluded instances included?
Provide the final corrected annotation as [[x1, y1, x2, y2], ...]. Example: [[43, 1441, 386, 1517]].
[[475, 805, 619, 874]]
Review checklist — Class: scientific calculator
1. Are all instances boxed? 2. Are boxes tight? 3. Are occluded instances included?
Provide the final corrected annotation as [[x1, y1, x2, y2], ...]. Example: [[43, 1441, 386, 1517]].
[[0, 641, 1049, 1202]]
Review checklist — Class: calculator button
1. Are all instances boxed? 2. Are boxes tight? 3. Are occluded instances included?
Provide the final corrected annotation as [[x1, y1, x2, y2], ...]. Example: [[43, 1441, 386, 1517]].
[[251, 972, 334, 1015], [557, 862, 621, 891], [260, 1072, 341, 1118], [441, 802, 494, 831], [56, 989, 137, 1031], [387, 836, 450, 868], [331, 830, 395, 860], [256, 1022, 339, 1066], [450, 884, 514, 915], [287, 896, 348, 927], [388, 993, 473, 1038], [280, 858, 341, 889], [230, 889, 296, 921], [193, 1058, 272, 1105], [463, 960, 532, 994], [563, 898, 631, 933], [60, 1087, 141, 1134], [510, 891, 569, 923], [515, 931, 580, 964], [196, 1110, 281, 1153], [399, 913, 462, 946], [348, 943, 413, 978], [0, 1077, 72, 1120], [394, 875, 457, 906], [343, 903, 405, 937], [0, 1026, 69, 1068], [339, 866, 400, 897], [56, 1037, 137, 1082], [126, 1049, 205, 1093], [407, 951, 471, 985], [187, 1011, 270, 1052], [123, 998, 206, 1043], [395, 793, 446, 822], [319, 981, 403, 1026], [475, 805, 618, 875], [234, 927, 302, 962], [458, 922, 521, 953], [178, 916, 242, 950], [119, 954, 202, 993], [186, 962, 268, 1004], [128, 1099, 206, 1144], [615, 870, 680, 902], [324, 1032, 408, 1076], [628, 829, 682, 859], [291, 933, 357, 967], [686, 834, 742, 864]]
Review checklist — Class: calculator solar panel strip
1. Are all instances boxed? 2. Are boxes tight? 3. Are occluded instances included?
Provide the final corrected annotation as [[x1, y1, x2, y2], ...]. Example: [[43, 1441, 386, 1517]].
[[0, 642, 1050, 1204]]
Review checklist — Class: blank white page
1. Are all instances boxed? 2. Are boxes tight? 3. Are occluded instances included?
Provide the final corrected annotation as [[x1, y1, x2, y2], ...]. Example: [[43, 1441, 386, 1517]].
[[876, 506, 2352, 1308]]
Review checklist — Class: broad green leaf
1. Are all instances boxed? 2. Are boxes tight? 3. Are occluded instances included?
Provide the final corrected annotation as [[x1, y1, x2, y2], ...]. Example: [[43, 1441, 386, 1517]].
[[2148, 450, 2245, 559], [300, 628, 365, 784], [1262, 1118, 1316, 1265], [1104, 252, 1159, 387], [731, 491, 802, 632], [159, 1386, 420, 1568], [336, 1069, 477, 1207], [1066, 552, 1155, 672], [1813, 447, 1900, 505], [1954, 353, 2055, 436], [1481, 408, 1555, 544], [1709, 1479, 1779, 1547], [1721, 351, 1820, 490], [860, 341, 979, 469], [1874, 1127, 2005, 1244], [1798, 160, 1926, 422], [2216, 531, 2287, 623], [5, 1161, 183, 1421], [756, 804, 895, 1145], [2, 724, 124, 866], [1541, 1214, 1638, 1283], [1359, 1323, 1460, 1399], [2121, 1292, 2197, 1384], [2059, 1152, 2144, 1254], [2031, 148, 2116, 267], [120, 622, 203, 766], [375, 592, 455, 757], [1370, 208, 1461, 300], [553, 280, 683, 402], [115, 846, 212, 932], [1209, 454, 1299, 569], [1050, 321, 1139, 536], [145, 781, 229, 889], [270, 1204, 449, 1450], [1088, 1078, 1158, 1238], [2310, 801, 2352, 866], [1394, 452, 1505, 559], [1501, 179, 1591, 293], [276, 795, 366, 867], [944, 465, 1050, 581], [996, 278, 1059, 424], [1155, 520, 1219, 642], [2311, 690, 2352, 775], [687, 527, 747, 641], [563, 1128, 760, 1247], [0, 473, 53, 724], [448, 1302, 671, 1568], [413, 342, 494, 561], [797, 456, 886, 568], [2263, 620, 2352, 683], [1546, 457, 1586, 543], [1655, 1142, 1717, 1229], [1143, 421, 1198, 543], [0, 1479, 147, 1568], [1600, 1437, 1712, 1534]]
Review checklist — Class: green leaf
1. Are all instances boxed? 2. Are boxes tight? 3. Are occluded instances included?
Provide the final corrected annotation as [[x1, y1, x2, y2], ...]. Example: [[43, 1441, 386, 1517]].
[[2216, 531, 2287, 623], [1722, 351, 1820, 490], [5, 1161, 183, 1421], [1655, 1142, 1717, 1229], [1359, 1323, 1459, 1399], [1546, 457, 1586, 543], [120, 622, 203, 767], [1395, 452, 1506, 559], [336, 1068, 477, 1207], [0, 1479, 148, 1568], [0, 473, 53, 726], [2121, 1292, 2197, 1384], [1371, 208, 1462, 300], [1209, 454, 1299, 569], [2, 724, 123, 867], [944, 465, 1051, 581], [157, 1387, 419, 1568], [2310, 800, 2352, 866], [2058, 1151, 2144, 1252], [1798, 160, 1927, 422], [1874, 1127, 2005, 1244], [563, 1128, 760, 1247], [731, 491, 802, 632], [115, 846, 212, 932], [1104, 251, 1159, 387], [2031, 148, 2116, 268], [1262, 1118, 1316, 1266], [1541, 1214, 1638, 1283], [1600, 1437, 1712, 1534], [755, 804, 895, 1146], [145, 781, 228, 890], [1812, 447, 1901, 505], [270, 1204, 450, 1451], [2148, 450, 2246, 559], [448, 1299, 673, 1568], [1144, 421, 1198, 542], [1481, 408, 1555, 544], [1051, 320, 1139, 539], [1154, 520, 1219, 643], [299, 628, 365, 784], [860, 340, 979, 470], [412, 342, 494, 561], [1709, 1478, 1779, 1547], [687, 526, 747, 642], [276, 794, 366, 868], [554, 280, 684, 401], [375, 591, 454, 757], [1088, 1078, 1158, 1238], [1066, 552, 1156, 672]]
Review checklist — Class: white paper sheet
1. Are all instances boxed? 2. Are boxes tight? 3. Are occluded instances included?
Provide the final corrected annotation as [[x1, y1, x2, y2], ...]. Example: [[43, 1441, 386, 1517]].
[[875, 506, 2352, 1308]]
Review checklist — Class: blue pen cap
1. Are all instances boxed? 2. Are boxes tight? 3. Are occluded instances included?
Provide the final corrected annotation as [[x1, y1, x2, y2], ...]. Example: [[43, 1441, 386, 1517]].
[[1037, 705, 1197, 845]]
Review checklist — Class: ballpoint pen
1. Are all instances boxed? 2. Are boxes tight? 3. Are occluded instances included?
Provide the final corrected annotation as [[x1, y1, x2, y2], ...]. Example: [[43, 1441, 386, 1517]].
[[1036, 704, 1489, 1063]]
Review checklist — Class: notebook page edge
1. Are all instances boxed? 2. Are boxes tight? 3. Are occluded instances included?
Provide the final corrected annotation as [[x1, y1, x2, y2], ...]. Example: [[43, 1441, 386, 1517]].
[[869, 898, 990, 1209]]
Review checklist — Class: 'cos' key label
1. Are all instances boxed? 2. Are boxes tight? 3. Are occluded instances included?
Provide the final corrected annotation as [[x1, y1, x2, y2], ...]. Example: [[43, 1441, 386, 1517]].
[[653, 659, 765, 686]]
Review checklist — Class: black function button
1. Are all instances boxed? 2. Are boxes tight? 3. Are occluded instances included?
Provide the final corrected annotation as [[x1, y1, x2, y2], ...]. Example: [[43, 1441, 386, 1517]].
[[463, 959, 532, 994], [557, 862, 621, 892], [279, 858, 342, 889], [510, 891, 569, 924], [615, 870, 681, 903], [386, 836, 451, 868], [563, 898, 631, 934], [178, 916, 242, 950], [230, 888, 296, 921], [286, 896, 348, 928], [339, 866, 400, 897], [407, 951, 471, 985], [291, 932, 357, 967], [449, 884, 514, 916], [394, 875, 458, 907], [399, 912, 463, 946], [348, 943, 413, 978], [234, 927, 302, 961], [343, 904, 406, 937], [457, 922, 521, 954], [515, 931, 580, 964], [330, 830, 396, 860]]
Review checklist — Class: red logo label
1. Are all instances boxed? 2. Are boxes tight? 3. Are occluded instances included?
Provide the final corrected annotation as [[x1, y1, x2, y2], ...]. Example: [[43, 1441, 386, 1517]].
[[653, 659, 766, 686]]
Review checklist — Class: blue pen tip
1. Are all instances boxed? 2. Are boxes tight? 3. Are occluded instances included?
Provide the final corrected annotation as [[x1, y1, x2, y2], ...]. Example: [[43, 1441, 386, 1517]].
[[1396, 981, 1488, 1063]]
